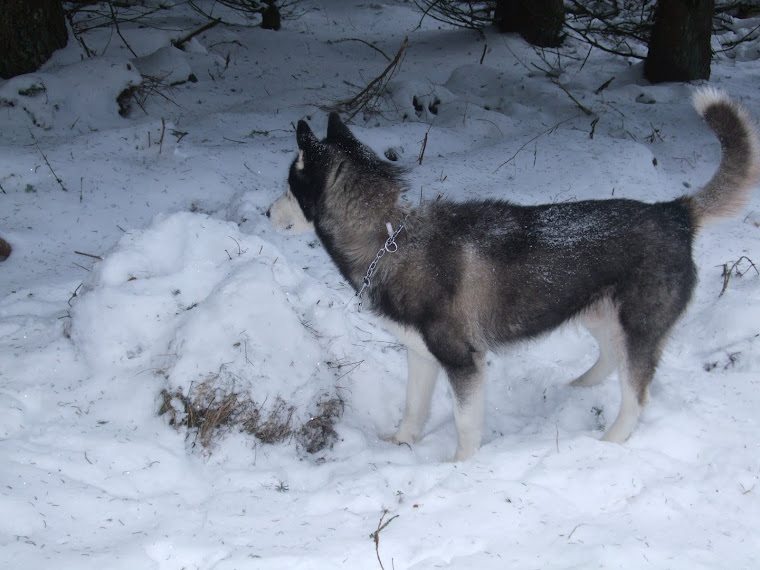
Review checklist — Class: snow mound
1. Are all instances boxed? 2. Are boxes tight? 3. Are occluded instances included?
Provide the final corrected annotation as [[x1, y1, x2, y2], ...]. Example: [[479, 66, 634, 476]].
[[70, 212, 351, 453], [132, 46, 195, 85], [0, 57, 140, 137]]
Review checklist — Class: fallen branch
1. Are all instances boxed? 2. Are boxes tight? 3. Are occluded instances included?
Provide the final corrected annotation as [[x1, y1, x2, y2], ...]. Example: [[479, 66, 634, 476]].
[[339, 36, 408, 120], [172, 18, 221, 50]]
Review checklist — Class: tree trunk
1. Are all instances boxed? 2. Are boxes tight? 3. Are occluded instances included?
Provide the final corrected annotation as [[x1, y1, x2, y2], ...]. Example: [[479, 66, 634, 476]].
[[0, 0, 68, 79], [495, 0, 565, 48], [0, 236, 10, 262], [644, 0, 714, 83]]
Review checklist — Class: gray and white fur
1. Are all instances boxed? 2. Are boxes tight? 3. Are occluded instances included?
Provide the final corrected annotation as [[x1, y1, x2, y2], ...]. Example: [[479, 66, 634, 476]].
[[269, 87, 759, 461]]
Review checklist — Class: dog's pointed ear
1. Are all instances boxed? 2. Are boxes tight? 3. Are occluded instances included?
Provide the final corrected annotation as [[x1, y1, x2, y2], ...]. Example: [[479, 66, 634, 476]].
[[296, 120, 319, 151], [326, 112, 357, 144]]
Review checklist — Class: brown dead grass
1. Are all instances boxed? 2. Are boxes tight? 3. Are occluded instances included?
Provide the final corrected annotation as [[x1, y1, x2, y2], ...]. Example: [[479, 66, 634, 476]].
[[159, 379, 342, 453]]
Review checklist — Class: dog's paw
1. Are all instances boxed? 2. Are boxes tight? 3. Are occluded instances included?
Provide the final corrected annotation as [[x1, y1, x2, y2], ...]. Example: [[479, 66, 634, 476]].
[[569, 369, 607, 387], [569, 376, 596, 387], [451, 444, 477, 462], [382, 430, 417, 447]]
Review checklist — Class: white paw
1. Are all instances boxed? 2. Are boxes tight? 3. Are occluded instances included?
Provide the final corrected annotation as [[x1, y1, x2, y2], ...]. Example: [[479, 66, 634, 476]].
[[570, 371, 606, 387], [570, 376, 596, 387], [451, 444, 477, 462], [600, 426, 629, 444], [382, 429, 417, 447]]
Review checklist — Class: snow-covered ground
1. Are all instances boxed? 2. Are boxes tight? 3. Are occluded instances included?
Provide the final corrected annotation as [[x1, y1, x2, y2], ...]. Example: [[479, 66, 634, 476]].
[[2, 2, 760, 568]]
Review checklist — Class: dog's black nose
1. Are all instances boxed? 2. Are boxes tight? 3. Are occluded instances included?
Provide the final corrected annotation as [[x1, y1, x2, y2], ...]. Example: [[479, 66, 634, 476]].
[[265, 209, 271, 218]]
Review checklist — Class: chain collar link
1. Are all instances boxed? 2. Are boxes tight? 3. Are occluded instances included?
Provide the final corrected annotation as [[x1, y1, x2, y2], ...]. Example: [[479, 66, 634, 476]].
[[356, 218, 407, 311]]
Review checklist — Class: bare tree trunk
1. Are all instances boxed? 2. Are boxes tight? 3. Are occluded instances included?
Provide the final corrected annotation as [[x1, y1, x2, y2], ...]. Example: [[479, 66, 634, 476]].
[[0, 0, 68, 79], [644, 0, 714, 83], [495, 0, 565, 48], [0, 236, 10, 262]]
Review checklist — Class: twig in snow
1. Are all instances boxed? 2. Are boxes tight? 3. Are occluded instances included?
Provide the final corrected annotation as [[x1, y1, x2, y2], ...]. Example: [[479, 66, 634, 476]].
[[172, 18, 221, 50], [159, 118, 166, 154], [552, 80, 593, 116], [494, 115, 582, 173], [67, 283, 83, 307], [589, 116, 599, 139], [567, 523, 584, 540], [74, 250, 103, 260], [719, 256, 759, 297], [29, 129, 68, 192], [370, 509, 399, 570], [595, 76, 615, 95], [338, 36, 408, 121], [418, 130, 429, 166], [329, 38, 390, 61], [109, 1, 138, 58]]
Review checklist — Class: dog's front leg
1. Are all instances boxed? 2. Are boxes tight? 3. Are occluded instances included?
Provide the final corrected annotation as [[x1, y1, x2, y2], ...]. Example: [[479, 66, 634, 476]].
[[391, 348, 440, 445]]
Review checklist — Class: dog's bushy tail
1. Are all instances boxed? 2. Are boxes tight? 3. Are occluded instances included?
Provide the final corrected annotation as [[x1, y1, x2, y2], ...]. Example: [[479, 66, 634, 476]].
[[689, 87, 760, 226]]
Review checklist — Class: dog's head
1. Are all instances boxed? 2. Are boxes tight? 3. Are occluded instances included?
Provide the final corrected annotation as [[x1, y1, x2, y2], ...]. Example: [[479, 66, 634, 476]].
[[268, 113, 398, 233]]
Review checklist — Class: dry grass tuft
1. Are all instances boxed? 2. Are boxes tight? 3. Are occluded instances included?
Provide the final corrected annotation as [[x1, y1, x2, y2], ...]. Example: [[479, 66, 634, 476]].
[[159, 380, 343, 453], [297, 396, 345, 453]]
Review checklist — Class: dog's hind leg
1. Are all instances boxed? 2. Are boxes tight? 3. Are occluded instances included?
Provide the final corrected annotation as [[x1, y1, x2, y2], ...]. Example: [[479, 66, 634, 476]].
[[391, 348, 440, 445], [601, 270, 694, 443], [571, 306, 620, 387], [448, 352, 486, 461], [601, 354, 650, 444], [601, 312, 670, 443]]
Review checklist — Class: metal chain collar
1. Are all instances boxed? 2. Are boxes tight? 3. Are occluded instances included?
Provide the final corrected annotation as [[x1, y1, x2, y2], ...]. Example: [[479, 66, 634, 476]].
[[356, 218, 407, 311]]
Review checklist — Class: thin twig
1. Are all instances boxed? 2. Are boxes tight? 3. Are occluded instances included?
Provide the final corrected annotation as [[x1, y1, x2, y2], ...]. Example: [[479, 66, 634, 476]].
[[75, 251, 103, 260], [370, 509, 399, 570], [329, 38, 390, 61], [159, 118, 166, 154], [418, 131, 428, 166], [719, 256, 759, 297], [109, 1, 138, 58], [494, 114, 582, 173], [68, 283, 82, 307], [594, 76, 615, 95], [553, 80, 593, 115], [29, 130, 67, 192], [172, 18, 221, 50], [341, 36, 408, 120]]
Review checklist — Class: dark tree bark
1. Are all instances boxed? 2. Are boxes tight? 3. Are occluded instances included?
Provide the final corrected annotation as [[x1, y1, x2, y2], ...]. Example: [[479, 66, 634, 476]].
[[0, 236, 10, 262], [494, 0, 565, 48], [260, 1, 281, 30], [645, 0, 715, 83], [0, 0, 68, 79]]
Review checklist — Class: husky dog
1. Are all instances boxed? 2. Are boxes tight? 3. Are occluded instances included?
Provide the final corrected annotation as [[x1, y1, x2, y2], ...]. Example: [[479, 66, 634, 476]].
[[269, 88, 759, 461]]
